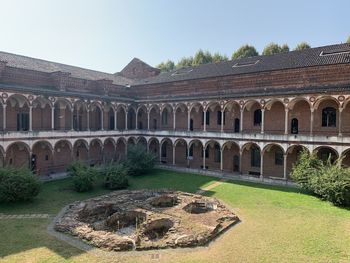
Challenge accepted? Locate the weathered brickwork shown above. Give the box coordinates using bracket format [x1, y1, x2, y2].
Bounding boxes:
[0, 44, 350, 180]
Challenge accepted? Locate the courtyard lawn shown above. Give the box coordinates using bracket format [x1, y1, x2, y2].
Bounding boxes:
[0, 169, 349, 263]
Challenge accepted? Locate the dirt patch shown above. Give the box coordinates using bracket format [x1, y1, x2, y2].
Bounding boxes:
[54, 190, 239, 251]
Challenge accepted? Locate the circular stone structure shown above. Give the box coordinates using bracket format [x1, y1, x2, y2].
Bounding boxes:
[54, 189, 239, 251]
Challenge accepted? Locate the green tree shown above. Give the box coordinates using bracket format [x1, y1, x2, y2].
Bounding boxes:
[192, 49, 213, 66]
[262, 42, 290, 55]
[347, 36, 350, 44]
[176, 56, 194, 69]
[232, 45, 259, 59]
[157, 60, 175, 72]
[294, 42, 311, 51]
[212, 52, 228, 63]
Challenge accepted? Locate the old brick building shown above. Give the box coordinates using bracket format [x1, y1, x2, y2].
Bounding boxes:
[1, 43, 350, 182]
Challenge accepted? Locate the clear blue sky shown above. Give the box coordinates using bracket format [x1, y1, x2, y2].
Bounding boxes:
[1, 0, 349, 73]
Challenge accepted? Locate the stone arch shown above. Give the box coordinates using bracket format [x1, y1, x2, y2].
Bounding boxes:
[54, 98, 72, 130]
[127, 106, 137, 130]
[148, 137, 160, 161]
[161, 103, 174, 130]
[73, 139, 89, 163]
[116, 104, 126, 130]
[6, 94, 31, 131]
[136, 104, 148, 130]
[149, 104, 161, 130]
[264, 99, 286, 134]
[73, 100, 88, 131]
[189, 102, 204, 131]
[89, 102, 102, 131]
[286, 145, 309, 179]
[262, 143, 285, 178]
[103, 103, 115, 130]
[32, 97, 53, 131]
[32, 140, 54, 176]
[174, 138, 187, 167]
[288, 97, 311, 135]
[103, 138, 116, 164]
[175, 103, 188, 131]
[341, 148, 350, 167]
[6, 142, 30, 169]
[222, 141, 240, 173]
[160, 138, 173, 164]
[243, 100, 262, 133]
[116, 137, 127, 161]
[127, 137, 137, 147]
[241, 142, 261, 176]
[54, 140, 73, 172]
[188, 139, 204, 169]
[314, 146, 338, 163]
[205, 101, 221, 132]
[136, 136, 147, 150]
[204, 139, 221, 170]
[89, 139, 103, 166]
[314, 97, 339, 136]
[223, 100, 241, 133]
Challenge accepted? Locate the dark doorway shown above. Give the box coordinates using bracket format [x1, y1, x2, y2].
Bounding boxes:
[233, 155, 239, 172]
[190, 119, 194, 131]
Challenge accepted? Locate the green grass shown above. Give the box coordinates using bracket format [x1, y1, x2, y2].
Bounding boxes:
[0, 169, 349, 263]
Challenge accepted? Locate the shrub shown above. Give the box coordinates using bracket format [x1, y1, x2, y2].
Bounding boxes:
[68, 162, 97, 192]
[0, 168, 41, 203]
[291, 151, 350, 206]
[104, 164, 129, 190]
[124, 145, 156, 176]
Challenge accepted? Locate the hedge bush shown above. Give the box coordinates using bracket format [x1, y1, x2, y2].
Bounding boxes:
[0, 168, 41, 202]
[291, 151, 350, 206]
[104, 164, 129, 190]
[68, 162, 97, 192]
[124, 145, 156, 176]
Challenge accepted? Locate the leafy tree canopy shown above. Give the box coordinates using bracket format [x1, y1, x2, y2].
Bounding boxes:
[212, 52, 228, 63]
[347, 36, 350, 44]
[232, 44, 259, 59]
[157, 60, 175, 72]
[294, 42, 311, 51]
[192, 49, 213, 66]
[262, 42, 290, 55]
[176, 56, 194, 69]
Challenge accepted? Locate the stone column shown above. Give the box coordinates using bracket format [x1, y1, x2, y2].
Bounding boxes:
[147, 111, 150, 130]
[172, 145, 176, 165]
[239, 149, 243, 174]
[159, 143, 162, 163]
[221, 110, 224, 132]
[240, 108, 244, 132]
[3, 104, 6, 131]
[173, 111, 176, 130]
[203, 147, 206, 169]
[187, 110, 191, 131]
[187, 145, 190, 167]
[135, 110, 138, 130]
[51, 106, 55, 130]
[125, 110, 128, 131]
[220, 148, 223, 171]
[86, 109, 90, 131]
[261, 109, 265, 134]
[71, 109, 74, 130]
[203, 110, 207, 132]
[284, 108, 289, 135]
[114, 109, 117, 130]
[283, 153, 288, 180]
[29, 105, 33, 132]
[310, 108, 314, 136]
[338, 108, 343, 136]
[159, 111, 162, 130]
[260, 152, 264, 180]
[100, 109, 104, 131]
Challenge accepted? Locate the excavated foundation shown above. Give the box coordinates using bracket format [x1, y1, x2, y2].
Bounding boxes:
[54, 190, 239, 251]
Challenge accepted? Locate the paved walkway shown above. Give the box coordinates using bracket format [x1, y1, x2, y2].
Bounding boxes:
[196, 178, 227, 194]
[0, 213, 51, 219]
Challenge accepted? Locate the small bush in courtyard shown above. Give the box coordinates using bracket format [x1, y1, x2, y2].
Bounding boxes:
[0, 167, 41, 202]
[124, 144, 156, 176]
[104, 164, 129, 190]
[291, 151, 350, 206]
[68, 162, 97, 192]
